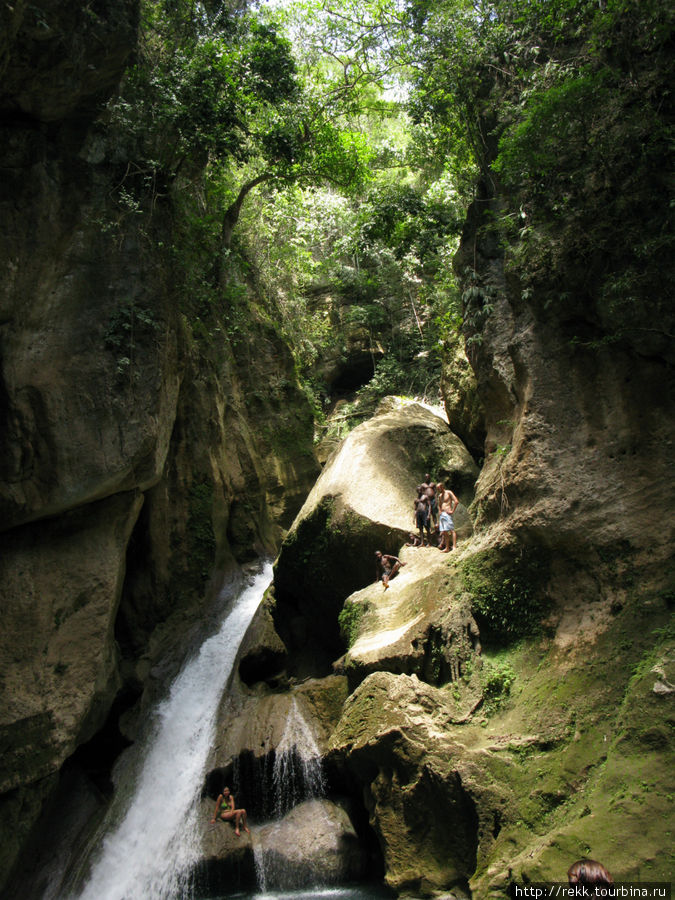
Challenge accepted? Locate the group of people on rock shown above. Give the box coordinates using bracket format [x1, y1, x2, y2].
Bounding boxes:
[373, 473, 461, 591]
[411, 473, 459, 552]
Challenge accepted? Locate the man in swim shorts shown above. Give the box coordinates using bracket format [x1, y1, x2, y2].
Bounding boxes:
[419, 474, 438, 530]
[437, 482, 459, 552]
[375, 551, 405, 590]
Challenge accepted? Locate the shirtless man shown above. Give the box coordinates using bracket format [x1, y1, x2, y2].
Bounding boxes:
[420, 474, 438, 530]
[436, 482, 459, 552]
[375, 551, 405, 590]
[413, 492, 432, 546]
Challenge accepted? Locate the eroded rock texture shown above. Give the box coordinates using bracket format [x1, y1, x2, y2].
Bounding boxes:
[455, 192, 675, 561]
[340, 548, 482, 700]
[0, 2, 318, 890]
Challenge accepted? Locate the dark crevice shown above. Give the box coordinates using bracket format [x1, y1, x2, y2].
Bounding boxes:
[69, 685, 140, 795]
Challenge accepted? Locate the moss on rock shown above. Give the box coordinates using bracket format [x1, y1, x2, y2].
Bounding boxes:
[460, 544, 552, 644]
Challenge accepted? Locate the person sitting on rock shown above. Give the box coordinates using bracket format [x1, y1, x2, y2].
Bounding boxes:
[437, 482, 459, 552]
[406, 532, 423, 547]
[375, 551, 405, 590]
[413, 493, 432, 546]
[210, 785, 250, 836]
[567, 859, 613, 896]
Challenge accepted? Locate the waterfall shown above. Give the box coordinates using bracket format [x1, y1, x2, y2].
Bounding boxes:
[253, 697, 327, 890]
[272, 696, 325, 818]
[71, 562, 273, 900]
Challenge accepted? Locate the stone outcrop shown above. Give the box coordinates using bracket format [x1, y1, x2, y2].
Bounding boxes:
[303, 284, 385, 395]
[454, 192, 675, 563]
[328, 596, 674, 896]
[0, 0, 139, 122]
[339, 547, 482, 701]
[254, 799, 367, 888]
[196, 797, 367, 893]
[273, 400, 479, 674]
[328, 672, 497, 898]
[441, 331, 486, 462]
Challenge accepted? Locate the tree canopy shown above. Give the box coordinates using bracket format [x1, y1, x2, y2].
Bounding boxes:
[107, 0, 674, 423]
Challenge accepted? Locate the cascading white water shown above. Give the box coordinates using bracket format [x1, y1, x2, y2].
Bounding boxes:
[73, 563, 273, 900]
[253, 696, 327, 890]
[272, 696, 325, 818]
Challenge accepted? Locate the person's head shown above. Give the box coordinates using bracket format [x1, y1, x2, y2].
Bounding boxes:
[222, 786, 231, 797]
[424, 473, 431, 483]
[375, 551, 382, 559]
[436, 482, 445, 491]
[567, 859, 613, 893]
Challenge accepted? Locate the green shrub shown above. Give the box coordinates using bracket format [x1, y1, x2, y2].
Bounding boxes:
[481, 658, 516, 713]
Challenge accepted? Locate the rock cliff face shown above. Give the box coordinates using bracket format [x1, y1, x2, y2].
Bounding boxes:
[454, 192, 675, 564]
[1, 3, 673, 898]
[264, 395, 672, 896]
[0, 2, 318, 891]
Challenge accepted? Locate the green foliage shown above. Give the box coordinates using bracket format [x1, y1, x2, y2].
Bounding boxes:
[481, 656, 517, 713]
[104, 300, 161, 379]
[109, 12, 301, 178]
[461, 546, 551, 642]
[358, 182, 463, 269]
[401, 0, 674, 347]
[338, 599, 367, 648]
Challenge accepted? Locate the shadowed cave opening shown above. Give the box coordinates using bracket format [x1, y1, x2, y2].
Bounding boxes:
[328, 353, 378, 394]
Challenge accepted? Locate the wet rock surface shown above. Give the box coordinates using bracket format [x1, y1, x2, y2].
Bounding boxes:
[339, 547, 482, 701]
[255, 798, 368, 888]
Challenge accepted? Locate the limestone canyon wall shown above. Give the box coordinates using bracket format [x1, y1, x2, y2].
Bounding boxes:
[0, 2, 318, 890]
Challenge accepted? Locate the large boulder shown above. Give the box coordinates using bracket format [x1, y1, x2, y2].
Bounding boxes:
[338, 546, 483, 700]
[195, 797, 367, 894]
[254, 799, 368, 889]
[273, 401, 479, 674]
[209, 677, 349, 777]
[328, 672, 503, 898]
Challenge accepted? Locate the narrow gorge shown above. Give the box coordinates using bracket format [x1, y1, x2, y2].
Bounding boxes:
[0, 1, 673, 898]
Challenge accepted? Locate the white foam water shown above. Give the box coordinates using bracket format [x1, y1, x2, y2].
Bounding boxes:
[272, 696, 325, 818]
[73, 563, 273, 900]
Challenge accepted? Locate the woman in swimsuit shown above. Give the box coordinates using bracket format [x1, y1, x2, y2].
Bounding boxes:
[210, 786, 250, 836]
